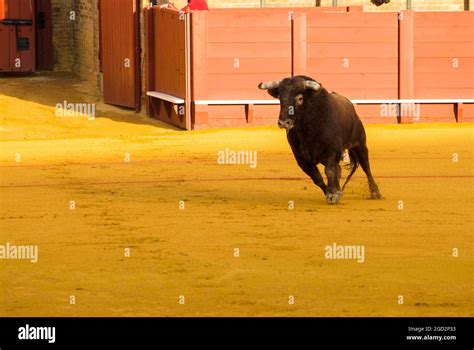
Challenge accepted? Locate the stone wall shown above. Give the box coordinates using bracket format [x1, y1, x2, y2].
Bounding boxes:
[51, 0, 74, 71]
[71, 0, 100, 88]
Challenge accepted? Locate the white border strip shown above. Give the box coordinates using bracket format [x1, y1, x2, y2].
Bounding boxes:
[196, 99, 474, 105]
[194, 100, 279, 105]
[194, 99, 474, 105]
[147, 92, 474, 106]
[351, 99, 474, 104]
[146, 91, 185, 104]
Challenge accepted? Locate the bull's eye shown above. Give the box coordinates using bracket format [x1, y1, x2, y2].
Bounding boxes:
[295, 94, 304, 106]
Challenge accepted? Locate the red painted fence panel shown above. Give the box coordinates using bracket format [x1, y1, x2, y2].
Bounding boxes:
[414, 12, 474, 99]
[306, 12, 399, 101]
[205, 11, 292, 99]
[192, 10, 292, 128]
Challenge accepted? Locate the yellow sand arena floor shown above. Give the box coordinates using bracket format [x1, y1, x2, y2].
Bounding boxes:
[0, 74, 473, 316]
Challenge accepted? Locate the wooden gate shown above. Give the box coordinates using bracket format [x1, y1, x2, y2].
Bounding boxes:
[99, 0, 141, 110]
[0, 0, 36, 72]
[145, 7, 189, 129]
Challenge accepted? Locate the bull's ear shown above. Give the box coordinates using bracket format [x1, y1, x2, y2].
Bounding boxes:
[267, 88, 279, 99]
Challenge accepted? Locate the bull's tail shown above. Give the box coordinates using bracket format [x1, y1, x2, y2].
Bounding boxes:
[342, 149, 359, 191]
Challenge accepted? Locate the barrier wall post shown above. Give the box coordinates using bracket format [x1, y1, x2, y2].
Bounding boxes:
[398, 10, 415, 123]
[245, 104, 254, 124]
[185, 11, 192, 130]
[190, 11, 209, 130]
[347, 6, 363, 12]
[145, 8, 155, 118]
[455, 103, 463, 122]
[292, 12, 307, 77]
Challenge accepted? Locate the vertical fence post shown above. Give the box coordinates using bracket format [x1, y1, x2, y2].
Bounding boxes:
[245, 104, 254, 124]
[145, 7, 155, 118]
[455, 103, 463, 122]
[347, 6, 363, 12]
[292, 12, 307, 77]
[190, 10, 209, 130]
[398, 10, 415, 123]
[185, 11, 192, 130]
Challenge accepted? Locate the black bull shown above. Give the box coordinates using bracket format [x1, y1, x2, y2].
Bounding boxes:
[258, 75, 382, 204]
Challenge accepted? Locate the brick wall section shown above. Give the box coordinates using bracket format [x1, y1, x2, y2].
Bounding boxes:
[51, 0, 74, 71]
[50, 0, 100, 83]
[72, 0, 100, 88]
[72, 0, 99, 85]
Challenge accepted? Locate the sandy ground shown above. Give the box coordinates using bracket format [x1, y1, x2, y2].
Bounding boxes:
[0, 73, 473, 317]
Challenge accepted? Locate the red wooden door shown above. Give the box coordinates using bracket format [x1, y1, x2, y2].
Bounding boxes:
[36, 0, 53, 70]
[0, 0, 36, 72]
[99, 0, 141, 110]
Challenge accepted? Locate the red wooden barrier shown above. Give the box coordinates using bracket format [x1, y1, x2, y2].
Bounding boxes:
[306, 12, 399, 99]
[209, 6, 362, 14]
[305, 11, 399, 124]
[398, 9, 414, 123]
[413, 11, 474, 122]
[414, 12, 474, 99]
[146, 7, 474, 129]
[191, 10, 292, 128]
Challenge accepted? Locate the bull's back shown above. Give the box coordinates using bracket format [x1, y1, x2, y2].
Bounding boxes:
[329, 92, 365, 147]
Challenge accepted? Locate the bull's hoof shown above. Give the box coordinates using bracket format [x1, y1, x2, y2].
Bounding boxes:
[326, 191, 342, 205]
[370, 191, 382, 200]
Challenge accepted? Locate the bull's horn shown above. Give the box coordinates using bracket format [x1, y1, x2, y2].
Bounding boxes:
[303, 80, 321, 90]
[258, 80, 281, 90]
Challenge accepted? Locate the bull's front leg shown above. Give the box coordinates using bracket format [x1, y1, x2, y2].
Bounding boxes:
[324, 156, 342, 204]
[288, 133, 327, 195]
[296, 158, 327, 195]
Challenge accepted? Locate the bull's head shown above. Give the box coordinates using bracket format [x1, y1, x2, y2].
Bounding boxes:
[258, 76, 321, 131]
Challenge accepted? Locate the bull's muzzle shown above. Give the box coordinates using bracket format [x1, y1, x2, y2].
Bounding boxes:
[278, 119, 294, 131]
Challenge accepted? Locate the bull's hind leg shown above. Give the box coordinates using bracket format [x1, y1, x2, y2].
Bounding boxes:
[354, 144, 382, 199]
